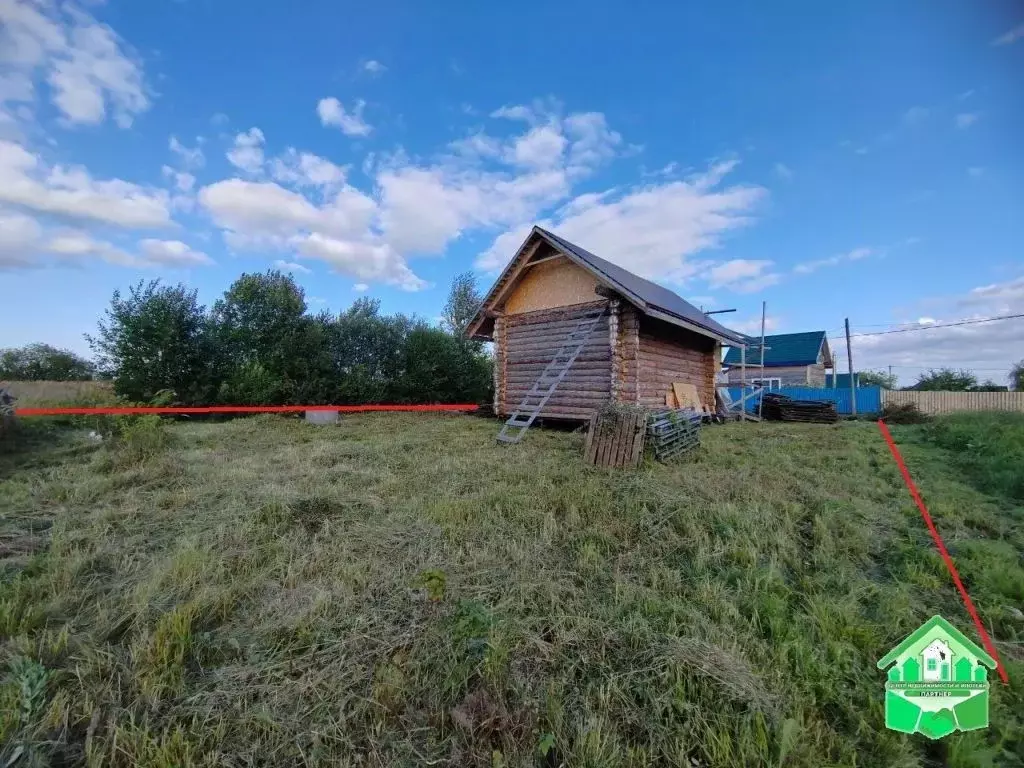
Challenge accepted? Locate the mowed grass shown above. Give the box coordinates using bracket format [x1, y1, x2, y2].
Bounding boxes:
[1, 413, 1022, 767]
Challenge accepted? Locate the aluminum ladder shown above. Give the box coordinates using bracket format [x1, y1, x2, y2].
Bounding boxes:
[496, 306, 607, 444]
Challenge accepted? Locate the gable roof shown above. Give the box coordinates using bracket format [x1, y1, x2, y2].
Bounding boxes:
[467, 226, 744, 344]
[723, 331, 828, 367]
[877, 615, 996, 670]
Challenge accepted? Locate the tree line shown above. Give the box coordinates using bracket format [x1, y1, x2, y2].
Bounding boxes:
[2, 270, 492, 406]
[859, 366, 1023, 392]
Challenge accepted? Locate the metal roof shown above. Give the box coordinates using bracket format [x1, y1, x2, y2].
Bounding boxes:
[534, 228, 745, 344]
[723, 331, 827, 367]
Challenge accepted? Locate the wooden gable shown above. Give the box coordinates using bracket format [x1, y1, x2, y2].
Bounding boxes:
[503, 256, 602, 315]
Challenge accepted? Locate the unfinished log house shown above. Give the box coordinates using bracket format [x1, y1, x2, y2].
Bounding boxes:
[466, 227, 745, 420]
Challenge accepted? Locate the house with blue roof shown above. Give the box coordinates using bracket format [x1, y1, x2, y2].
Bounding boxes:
[723, 331, 835, 388]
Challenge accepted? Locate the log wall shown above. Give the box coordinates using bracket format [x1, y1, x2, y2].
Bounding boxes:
[615, 304, 641, 404]
[499, 301, 611, 419]
[635, 315, 717, 409]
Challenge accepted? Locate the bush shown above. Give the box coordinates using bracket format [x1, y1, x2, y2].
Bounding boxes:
[85, 272, 495, 409]
[880, 402, 929, 424]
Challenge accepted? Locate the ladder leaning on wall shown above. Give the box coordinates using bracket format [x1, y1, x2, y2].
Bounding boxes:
[496, 306, 608, 445]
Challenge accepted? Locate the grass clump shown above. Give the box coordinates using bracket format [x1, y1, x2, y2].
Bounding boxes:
[880, 401, 930, 425]
[0, 413, 1021, 766]
[923, 411, 1024, 502]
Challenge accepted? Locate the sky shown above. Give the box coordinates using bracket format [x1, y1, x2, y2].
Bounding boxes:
[1, 0, 1023, 387]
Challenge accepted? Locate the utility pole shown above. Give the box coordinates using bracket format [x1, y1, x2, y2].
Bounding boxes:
[845, 318, 857, 416]
[740, 343, 746, 423]
[758, 300, 767, 419]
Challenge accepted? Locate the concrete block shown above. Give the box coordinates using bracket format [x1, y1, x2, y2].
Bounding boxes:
[305, 410, 340, 425]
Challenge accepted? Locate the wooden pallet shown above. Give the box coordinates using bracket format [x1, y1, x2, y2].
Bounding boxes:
[584, 409, 646, 468]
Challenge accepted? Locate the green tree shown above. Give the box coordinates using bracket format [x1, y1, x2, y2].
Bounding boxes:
[858, 369, 897, 389]
[327, 298, 419, 403]
[398, 327, 492, 403]
[910, 368, 977, 391]
[87, 280, 213, 403]
[212, 271, 311, 403]
[0, 343, 95, 381]
[441, 271, 483, 337]
[1010, 360, 1024, 391]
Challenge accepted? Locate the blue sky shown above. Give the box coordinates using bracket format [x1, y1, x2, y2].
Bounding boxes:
[2, 0, 1023, 385]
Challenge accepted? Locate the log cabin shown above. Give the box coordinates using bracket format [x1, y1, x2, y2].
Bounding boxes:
[466, 226, 745, 420]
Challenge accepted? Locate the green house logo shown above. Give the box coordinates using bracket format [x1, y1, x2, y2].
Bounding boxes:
[877, 615, 996, 739]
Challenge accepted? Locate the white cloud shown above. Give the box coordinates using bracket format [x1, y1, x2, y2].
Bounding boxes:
[477, 160, 766, 288]
[273, 259, 311, 274]
[774, 162, 794, 180]
[46, 230, 133, 265]
[563, 112, 621, 174]
[317, 97, 371, 137]
[992, 23, 1024, 46]
[490, 104, 535, 122]
[269, 148, 346, 188]
[292, 232, 426, 291]
[855, 277, 1024, 386]
[0, 139, 172, 228]
[509, 125, 567, 169]
[169, 136, 205, 168]
[0, 207, 42, 267]
[352, 283, 369, 292]
[707, 259, 779, 293]
[161, 165, 195, 192]
[955, 112, 979, 129]
[226, 127, 265, 173]
[362, 60, 386, 75]
[138, 238, 213, 266]
[793, 246, 873, 274]
[0, 0, 149, 127]
[198, 177, 424, 290]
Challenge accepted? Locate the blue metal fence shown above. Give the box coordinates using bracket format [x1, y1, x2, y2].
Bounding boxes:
[725, 386, 882, 415]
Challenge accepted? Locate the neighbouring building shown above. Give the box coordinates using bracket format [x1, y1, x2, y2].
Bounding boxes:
[466, 226, 745, 420]
[723, 331, 834, 388]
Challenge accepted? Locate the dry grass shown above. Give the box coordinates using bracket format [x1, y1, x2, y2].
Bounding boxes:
[0, 380, 115, 408]
[1, 414, 1022, 767]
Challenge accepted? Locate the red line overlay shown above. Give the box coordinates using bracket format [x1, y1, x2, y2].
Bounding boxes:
[15, 404, 479, 416]
[877, 420, 1009, 684]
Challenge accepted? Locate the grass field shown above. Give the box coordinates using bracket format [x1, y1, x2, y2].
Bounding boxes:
[1, 412, 1022, 767]
[0, 380, 115, 408]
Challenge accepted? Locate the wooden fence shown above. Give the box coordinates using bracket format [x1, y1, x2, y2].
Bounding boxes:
[882, 390, 1024, 415]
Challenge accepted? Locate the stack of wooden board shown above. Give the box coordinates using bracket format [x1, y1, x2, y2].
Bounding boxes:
[583, 408, 647, 468]
[761, 393, 839, 423]
[665, 382, 716, 420]
[646, 408, 702, 460]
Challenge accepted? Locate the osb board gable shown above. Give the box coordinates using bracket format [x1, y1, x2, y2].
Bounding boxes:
[502, 256, 602, 315]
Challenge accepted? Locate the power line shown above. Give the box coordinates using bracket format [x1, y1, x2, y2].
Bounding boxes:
[848, 313, 1024, 338]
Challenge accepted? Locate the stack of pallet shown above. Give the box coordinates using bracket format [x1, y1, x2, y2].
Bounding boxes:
[761, 393, 839, 423]
[646, 408, 702, 460]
